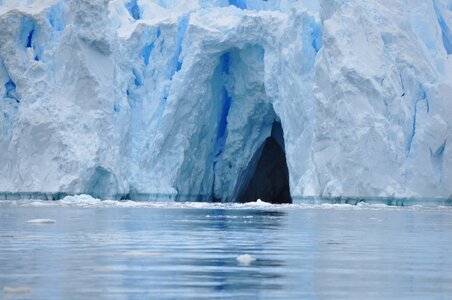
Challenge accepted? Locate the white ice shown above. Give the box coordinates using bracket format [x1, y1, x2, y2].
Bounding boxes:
[0, 0, 451, 201]
[236, 254, 256, 266]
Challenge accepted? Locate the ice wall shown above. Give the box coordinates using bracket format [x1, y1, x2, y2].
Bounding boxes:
[0, 0, 451, 201]
[311, 0, 452, 199]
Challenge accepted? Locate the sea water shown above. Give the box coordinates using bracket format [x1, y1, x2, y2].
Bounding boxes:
[1, 199, 452, 299]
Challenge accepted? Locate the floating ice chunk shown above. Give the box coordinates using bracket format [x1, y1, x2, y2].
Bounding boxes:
[60, 194, 101, 206]
[26, 219, 56, 224]
[3, 286, 31, 294]
[254, 199, 272, 206]
[28, 201, 52, 207]
[61, 194, 100, 202]
[236, 254, 256, 266]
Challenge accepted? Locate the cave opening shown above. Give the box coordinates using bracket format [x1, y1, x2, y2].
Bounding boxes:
[175, 44, 292, 203]
[237, 121, 292, 204]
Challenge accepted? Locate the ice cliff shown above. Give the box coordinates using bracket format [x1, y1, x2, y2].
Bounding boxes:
[0, 0, 451, 202]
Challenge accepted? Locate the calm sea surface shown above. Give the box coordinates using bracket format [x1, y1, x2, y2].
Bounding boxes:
[1, 199, 452, 299]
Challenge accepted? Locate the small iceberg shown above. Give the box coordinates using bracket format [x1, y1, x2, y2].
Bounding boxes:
[247, 199, 273, 208]
[60, 194, 101, 206]
[26, 219, 56, 224]
[256, 199, 269, 204]
[236, 254, 256, 266]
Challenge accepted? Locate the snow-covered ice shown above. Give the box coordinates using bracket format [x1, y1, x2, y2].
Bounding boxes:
[0, 0, 451, 202]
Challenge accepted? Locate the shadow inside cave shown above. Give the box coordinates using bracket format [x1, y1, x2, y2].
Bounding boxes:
[237, 122, 292, 204]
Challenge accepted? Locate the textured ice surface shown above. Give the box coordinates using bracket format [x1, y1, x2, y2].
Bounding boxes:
[0, 0, 451, 201]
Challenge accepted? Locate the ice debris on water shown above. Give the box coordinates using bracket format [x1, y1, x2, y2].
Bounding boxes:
[236, 254, 256, 266]
[59, 194, 103, 207]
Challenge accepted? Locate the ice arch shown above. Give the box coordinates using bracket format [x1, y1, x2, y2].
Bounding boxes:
[171, 44, 291, 203]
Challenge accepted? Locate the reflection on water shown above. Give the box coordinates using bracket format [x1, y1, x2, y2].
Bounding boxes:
[1, 204, 452, 299]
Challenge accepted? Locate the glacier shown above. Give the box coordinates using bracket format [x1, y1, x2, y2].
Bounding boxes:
[0, 0, 451, 202]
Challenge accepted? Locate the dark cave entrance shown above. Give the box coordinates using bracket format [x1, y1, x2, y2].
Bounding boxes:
[237, 122, 292, 204]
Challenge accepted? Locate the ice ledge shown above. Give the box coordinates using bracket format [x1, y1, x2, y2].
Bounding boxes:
[1, 192, 451, 207]
[292, 196, 452, 207]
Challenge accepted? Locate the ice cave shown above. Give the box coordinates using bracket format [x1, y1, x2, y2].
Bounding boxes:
[173, 45, 291, 203]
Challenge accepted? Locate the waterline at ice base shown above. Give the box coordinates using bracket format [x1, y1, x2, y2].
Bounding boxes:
[0, 0, 451, 204]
